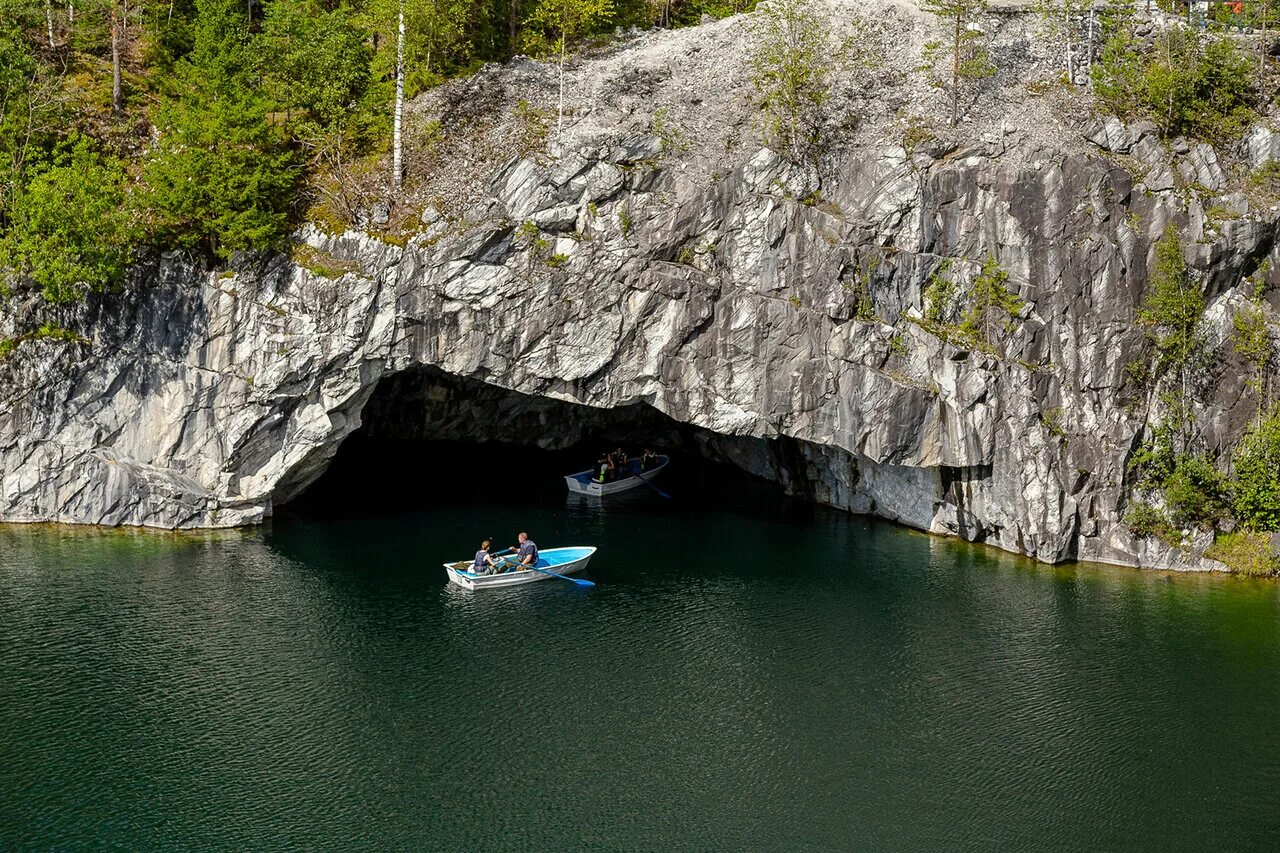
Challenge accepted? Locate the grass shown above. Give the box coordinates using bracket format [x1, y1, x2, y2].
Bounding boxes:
[290, 244, 362, 279]
[0, 324, 91, 361]
[1206, 530, 1280, 577]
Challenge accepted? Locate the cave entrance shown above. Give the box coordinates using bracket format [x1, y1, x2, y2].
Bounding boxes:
[280, 366, 795, 519]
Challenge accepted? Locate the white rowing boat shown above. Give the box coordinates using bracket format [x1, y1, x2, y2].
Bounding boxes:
[564, 455, 669, 496]
[444, 546, 598, 590]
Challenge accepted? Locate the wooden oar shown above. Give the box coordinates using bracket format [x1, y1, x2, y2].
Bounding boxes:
[499, 558, 595, 587]
[630, 470, 671, 500]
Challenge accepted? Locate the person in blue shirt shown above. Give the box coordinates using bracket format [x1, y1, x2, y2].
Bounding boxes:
[511, 532, 538, 570]
[472, 540, 499, 575]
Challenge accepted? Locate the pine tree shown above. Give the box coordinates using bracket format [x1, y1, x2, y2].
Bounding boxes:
[142, 0, 299, 257]
[922, 0, 994, 127]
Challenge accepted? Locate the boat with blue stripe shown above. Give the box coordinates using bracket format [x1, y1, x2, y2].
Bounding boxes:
[564, 455, 670, 496]
[444, 546, 598, 590]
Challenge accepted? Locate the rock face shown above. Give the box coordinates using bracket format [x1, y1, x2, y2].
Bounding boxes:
[3, 121, 1279, 571]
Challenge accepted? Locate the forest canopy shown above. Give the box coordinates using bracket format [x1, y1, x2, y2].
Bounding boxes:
[0, 0, 756, 302]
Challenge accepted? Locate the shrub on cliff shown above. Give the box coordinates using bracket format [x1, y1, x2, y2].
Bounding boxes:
[0, 140, 138, 304]
[1093, 26, 1255, 141]
[1232, 405, 1280, 531]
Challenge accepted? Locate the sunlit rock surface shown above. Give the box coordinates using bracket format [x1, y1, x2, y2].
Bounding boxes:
[3, 121, 1279, 571]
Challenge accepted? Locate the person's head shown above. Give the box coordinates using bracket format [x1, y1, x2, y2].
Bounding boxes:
[480, 539, 491, 551]
[518, 532, 528, 543]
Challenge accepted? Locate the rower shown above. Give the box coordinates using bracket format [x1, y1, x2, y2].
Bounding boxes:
[511, 531, 539, 570]
[640, 448, 658, 470]
[472, 540, 499, 575]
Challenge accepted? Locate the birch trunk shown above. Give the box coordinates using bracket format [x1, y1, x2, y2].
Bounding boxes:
[69, 0, 74, 22]
[951, 12, 961, 127]
[111, 4, 123, 114]
[557, 33, 566, 131]
[46, 0, 56, 47]
[1263, 2, 1269, 77]
[392, 0, 405, 193]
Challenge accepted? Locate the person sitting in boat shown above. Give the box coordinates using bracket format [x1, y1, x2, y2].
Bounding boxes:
[471, 540, 500, 575]
[597, 453, 612, 483]
[511, 532, 539, 570]
[614, 447, 628, 468]
[640, 448, 658, 471]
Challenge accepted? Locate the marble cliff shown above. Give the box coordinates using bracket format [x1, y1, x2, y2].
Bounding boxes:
[3, 4, 1279, 571]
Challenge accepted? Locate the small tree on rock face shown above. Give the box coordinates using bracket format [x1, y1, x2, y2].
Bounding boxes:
[922, 0, 995, 127]
[1232, 404, 1280, 531]
[748, 0, 832, 163]
[960, 254, 1023, 346]
[1232, 293, 1274, 419]
[523, 0, 612, 132]
[1137, 224, 1205, 453]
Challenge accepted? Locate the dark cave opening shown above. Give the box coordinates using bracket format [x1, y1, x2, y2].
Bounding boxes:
[280, 366, 798, 519]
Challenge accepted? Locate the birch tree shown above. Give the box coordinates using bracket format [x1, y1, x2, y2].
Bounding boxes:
[393, 0, 403, 191]
[1033, 0, 1089, 85]
[110, 0, 122, 113]
[524, 0, 613, 131]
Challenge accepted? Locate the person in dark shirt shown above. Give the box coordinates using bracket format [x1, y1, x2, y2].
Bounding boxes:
[512, 532, 538, 570]
[471, 540, 499, 575]
[640, 448, 659, 471]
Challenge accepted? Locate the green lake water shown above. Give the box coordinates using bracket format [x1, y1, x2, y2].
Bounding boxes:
[3, 446, 1280, 850]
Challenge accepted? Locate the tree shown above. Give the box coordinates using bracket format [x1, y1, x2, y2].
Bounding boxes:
[959, 254, 1023, 345]
[393, 0, 404, 190]
[922, 0, 994, 127]
[1232, 404, 1280, 530]
[1137, 225, 1205, 452]
[748, 0, 833, 163]
[1093, 25, 1255, 140]
[0, 140, 137, 303]
[523, 0, 612, 131]
[404, 0, 472, 88]
[259, 0, 373, 136]
[142, 0, 299, 257]
[1033, 0, 1089, 85]
[1232, 294, 1274, 419]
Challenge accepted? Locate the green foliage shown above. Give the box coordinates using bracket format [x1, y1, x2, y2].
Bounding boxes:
[1232, 405, 1280, 530]
[924, 260, 957, 323]
[143, 0, 300, 258]
[1206, 531, 1280, 577]
[1161, 454, 1229, 530]
[922, 0, 995, 126]
[0, 139, 137, 303]
[748, 0, 835, 163]
[1138, 225, 1205, 378]
[259, 0, 374, 134]
[522, 0, 613, 57]
[748, 0, 826, 159]
[1093, 26, 1256, 141]
[959, 254, 1023, 344]
[849, 272, 876, 321]
[0, 323, 89, 360]
[1125, 501, 1181, 545]
[1231, 295, 1273, 402]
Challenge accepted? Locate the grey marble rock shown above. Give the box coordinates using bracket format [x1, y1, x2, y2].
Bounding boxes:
[5, 122, 1279, 573]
